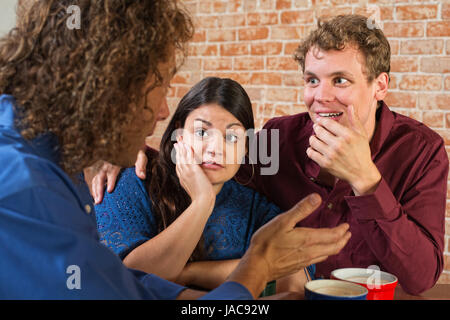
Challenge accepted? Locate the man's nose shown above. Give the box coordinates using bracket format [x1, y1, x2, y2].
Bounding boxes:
[158, 98, 170, 121]
[315, 81, 334, 103]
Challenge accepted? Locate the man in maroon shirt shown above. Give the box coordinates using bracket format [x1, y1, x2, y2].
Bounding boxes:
[237, 15, 448, 295]
[88, 15, 448, 295]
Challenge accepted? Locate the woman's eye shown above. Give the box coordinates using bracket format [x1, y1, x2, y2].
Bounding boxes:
[226, 134, 238, 143]
[194, 129, 208, 138]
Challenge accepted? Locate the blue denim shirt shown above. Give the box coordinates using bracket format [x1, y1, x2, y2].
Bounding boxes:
[0, 94, 252, 299]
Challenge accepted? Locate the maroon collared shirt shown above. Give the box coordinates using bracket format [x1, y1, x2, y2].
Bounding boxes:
[237, 102, 448, 295]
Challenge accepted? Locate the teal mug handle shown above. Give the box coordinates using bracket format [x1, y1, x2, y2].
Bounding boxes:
[259, 280, 276, 297]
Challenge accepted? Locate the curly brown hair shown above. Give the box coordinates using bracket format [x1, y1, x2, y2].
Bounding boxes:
[0, 0, 193, 175]
[294, 14, 390, 82]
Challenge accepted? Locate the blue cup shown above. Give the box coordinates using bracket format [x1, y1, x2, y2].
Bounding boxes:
[305, 279, 368, 300]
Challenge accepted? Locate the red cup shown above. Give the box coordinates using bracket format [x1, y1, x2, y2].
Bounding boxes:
[331, 268, 398, 300]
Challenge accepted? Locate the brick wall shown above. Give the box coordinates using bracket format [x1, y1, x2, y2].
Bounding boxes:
[147, 0, 450, 284]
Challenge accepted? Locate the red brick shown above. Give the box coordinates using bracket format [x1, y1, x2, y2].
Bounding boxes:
[282, 72, 305, 87]
[427, 22, 450, 37]
[389, 40, 399, 55]
[281, 10, 315, 24]
[400, 40, 444, 55]
[220, 43, 249, 56]
[271, 25, 314, 40]
[247, 12, 279, 26]
[384, 91, 417, 109]
[203, 58, 232, 71]
[276, 0, 292, 10]
[399, 75, 442, 91]
[267, 56, 300, 71]
[284, 42, 300, 56]
[393, 109, 422, 122]
[251, 42, 283, 56]
[203, 72, 252, 85]
[388, 74, 398, 90]
[234, 57, 264, 71]
[390, 56, 419, 73]
[188, 44, 218, 57]
[383, 22, 425, 38]
[207, 29, 236, 42]
[195, 16, 218, 29]
[418, 94, 450, 111]
[198, 1, 212, 14]
[250, 72, 283, 86]
[396, 5, 438, 20]
[423, 111, 444, 128]
[238, 27, 269, 41]
[227, 0, 244, 12]
[213, 1, 227, 13]
[443, 3, 450, 20]
[218, 14, 246, 28]
[445, 76, 450, 91]
[192, 30, 206, 42]
[421, 57, 450, 73]
[171, 72, 201, 85]
[258, 0, 275, 10]
[315, 6, 353, 20]
[353, 5, 394, 21]
[266, 87, 299, 102]
[446, 114, 450, 128]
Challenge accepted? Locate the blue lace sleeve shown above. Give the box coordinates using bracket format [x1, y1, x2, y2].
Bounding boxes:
[94, 167, 157, 259]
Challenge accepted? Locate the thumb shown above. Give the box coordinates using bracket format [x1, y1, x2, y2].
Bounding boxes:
[348, 105, 365, 134]
[280, 193, 322, 228]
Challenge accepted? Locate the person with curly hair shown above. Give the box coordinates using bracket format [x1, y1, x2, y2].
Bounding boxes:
[0, 1, 350, 299]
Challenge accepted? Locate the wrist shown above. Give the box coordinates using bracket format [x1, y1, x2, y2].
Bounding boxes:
[227, 250, 270, 299]
[191, 194, 215, 212]
[351, 164, 381, 196]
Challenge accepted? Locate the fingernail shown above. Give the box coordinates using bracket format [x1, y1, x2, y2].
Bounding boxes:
[308, 193, 320, 205]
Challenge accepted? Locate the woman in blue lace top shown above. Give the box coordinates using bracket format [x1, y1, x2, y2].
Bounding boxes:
[95, 77, 314, 292]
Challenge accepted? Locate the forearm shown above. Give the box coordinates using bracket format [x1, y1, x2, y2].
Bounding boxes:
[123, 199, 214, 281]
[346, 178, 445, 294]
[179, 259, 240, 290]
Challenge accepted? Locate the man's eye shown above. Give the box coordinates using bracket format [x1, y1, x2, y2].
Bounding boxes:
[306, 78, 319, 85]
[335, 77, 348, 85]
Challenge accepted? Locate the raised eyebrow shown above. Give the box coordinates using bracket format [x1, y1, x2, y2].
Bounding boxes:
[194, 119, 212, 127]
[226, 123, 244, 129]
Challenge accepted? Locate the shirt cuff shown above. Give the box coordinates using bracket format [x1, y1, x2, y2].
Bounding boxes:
[199, 281, 253, 300]
[344, 177, 399, 221]
[131, 269, 187, 300]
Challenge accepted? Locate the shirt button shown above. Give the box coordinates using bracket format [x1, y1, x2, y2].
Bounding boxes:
[310, 177, 315, 182]
[84, 204, 92, 214]
[327, 203, 333, 210]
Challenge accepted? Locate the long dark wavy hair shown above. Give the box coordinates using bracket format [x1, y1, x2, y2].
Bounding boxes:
[146, 77, 255, 261]
[0, 0, 193, 174]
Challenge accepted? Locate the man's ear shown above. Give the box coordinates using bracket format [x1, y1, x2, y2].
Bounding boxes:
[374, 72, 389, 101]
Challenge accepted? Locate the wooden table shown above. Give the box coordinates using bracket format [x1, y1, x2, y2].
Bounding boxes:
[394, 284, 450, 300]
[260, 284, 450, 300]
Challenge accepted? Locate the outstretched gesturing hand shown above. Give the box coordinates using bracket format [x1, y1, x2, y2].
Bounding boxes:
[228, 193, 351, 298]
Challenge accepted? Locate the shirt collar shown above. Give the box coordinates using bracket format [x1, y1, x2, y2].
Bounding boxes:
[0, 94, 16, 129]
[305, 100, 394, 180]
[0, 94, 61, 165]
